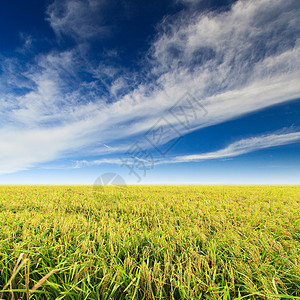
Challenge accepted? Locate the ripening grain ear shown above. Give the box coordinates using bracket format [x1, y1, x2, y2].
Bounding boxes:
[30, 268, 60, 295]
[0, 252, 60, 299]
[0, 253, 26, 300]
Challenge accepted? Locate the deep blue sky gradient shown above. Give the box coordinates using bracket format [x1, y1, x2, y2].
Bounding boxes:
[0, 0, 299, 184]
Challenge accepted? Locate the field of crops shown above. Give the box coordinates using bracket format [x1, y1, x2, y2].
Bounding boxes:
[0, 185, 299, 299]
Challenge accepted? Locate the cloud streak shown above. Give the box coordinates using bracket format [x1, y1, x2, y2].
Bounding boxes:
[174, 131, 300, 162]
[74, 130, 300, 167]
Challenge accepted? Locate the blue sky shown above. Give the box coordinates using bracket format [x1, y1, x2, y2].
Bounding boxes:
[0, 0, 300, 184]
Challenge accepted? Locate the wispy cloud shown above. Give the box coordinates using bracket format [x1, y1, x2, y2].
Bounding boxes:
[1, 0, 300, 174]
[74, 130, 300, 168]
[46, 0, 110, 42]
[174, 130, 300, 162]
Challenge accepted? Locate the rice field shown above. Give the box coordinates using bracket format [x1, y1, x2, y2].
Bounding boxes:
[0, 185, 299, 299]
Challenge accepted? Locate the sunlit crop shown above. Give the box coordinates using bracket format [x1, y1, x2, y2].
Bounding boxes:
[0, 185, 299, 299]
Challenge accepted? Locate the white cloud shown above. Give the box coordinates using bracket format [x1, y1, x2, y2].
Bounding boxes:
[46, 0, 109, 41]
[1, 0, 300, 175]
[73, 130, 300, 167]
[174, 131, 300, 162]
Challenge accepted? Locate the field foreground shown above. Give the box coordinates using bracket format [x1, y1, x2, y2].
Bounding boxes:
[0, 185, 299, 299]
